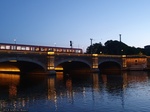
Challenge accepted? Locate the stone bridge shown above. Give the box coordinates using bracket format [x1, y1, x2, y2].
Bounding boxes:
[0, 50, 148, 74]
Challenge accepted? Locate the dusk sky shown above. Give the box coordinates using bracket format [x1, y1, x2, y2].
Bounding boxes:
[0, 0, 150, 51]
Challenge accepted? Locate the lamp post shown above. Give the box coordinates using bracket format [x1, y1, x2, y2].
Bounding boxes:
[90, 38, 93, 54]
[54, 43, 56, 47]
[14, 39, 16, 44]
[14, 39, 16, 50]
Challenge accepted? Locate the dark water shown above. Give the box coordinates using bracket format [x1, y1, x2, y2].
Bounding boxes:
[0, 71, 150, 112]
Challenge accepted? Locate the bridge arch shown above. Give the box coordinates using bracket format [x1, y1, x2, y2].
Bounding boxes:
[55, 58, 91, 68]
[55, 58, 91, 72]
[0, 57, 46, 71]
[98, 59, 122, 72]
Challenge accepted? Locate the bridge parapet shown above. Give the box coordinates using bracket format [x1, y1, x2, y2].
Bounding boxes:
[99, 54, 120, 57]
[0, 50, 149, 75]
[0, 50, 48, 71]
[55, 53, 92, 57]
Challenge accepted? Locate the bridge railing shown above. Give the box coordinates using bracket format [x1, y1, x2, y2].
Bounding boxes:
[55, 53, 91, 56]
[55, 53, 147, 58]
[55, 53, 123, 57]
[0, 50, 147, 58]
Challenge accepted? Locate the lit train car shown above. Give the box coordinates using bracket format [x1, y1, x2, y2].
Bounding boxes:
[0, 43, 83, 54]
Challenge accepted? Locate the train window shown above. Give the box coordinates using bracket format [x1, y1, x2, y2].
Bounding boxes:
[26, 47, 30, 50]
[30, 47, 35, 51]
[21, 47, 26, 50]
[6, 45, 10, 49]
[67, 49, 69, 52]
[0, 45, 5, 49]
[42, 48, 47, 51]
[41, 48, 44, 51]
[76, 50, 81, 53]
[17, 46, 21, 50]
[53, 48, 56, 52]
[35, 47, 39, 51]
[11, 46, 16, 50]
[11, 46, 14, 50]
[56, 49, 61, 52]
[63, 49, 66, 52]
[44, 48, 47, 51]
[59, 49, 62, 52]
[48, 48, 53, 51]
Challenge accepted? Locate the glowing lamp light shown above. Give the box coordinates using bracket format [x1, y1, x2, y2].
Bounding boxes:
[55, 67, 63, 70]
[0, 68, 20, 72]
[68, 60, 72, 62]
[48, 52, 54, 55]
[92, 54, 98, 56]
[122, 55, 126, 57]
[9, 60, 17, 62]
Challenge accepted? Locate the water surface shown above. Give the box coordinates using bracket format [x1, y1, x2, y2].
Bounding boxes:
[0, 71, 150, 112]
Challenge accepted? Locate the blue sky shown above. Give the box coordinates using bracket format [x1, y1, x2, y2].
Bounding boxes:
[0, 0, 150, 51]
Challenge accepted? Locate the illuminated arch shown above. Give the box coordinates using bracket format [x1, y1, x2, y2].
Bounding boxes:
[55, 58, 91, 68]
[99, 59, 122, 67]
[98, 59, 122, 71]
[0, 57, 46, 71]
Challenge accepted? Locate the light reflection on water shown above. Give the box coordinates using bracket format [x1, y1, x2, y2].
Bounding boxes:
[0, 71, 150, 112]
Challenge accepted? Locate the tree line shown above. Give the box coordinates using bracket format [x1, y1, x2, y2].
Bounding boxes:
[86, 40, 150, 56]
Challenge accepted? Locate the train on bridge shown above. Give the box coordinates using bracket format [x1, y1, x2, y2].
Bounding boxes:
[0, 43, 83, 54]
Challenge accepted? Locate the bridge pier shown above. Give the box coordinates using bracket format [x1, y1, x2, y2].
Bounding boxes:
[92, 54, 99, 73]
[47, 52, 56, 75]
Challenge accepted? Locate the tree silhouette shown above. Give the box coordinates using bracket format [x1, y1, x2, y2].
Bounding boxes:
[86, 40, 146, 55]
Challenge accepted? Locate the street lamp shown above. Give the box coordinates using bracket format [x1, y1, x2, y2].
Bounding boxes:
[14, 39, 16, 44]
[90, 38, 93, 54]
[54, 43, 56, 47]
[14, 39, 16, 50]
